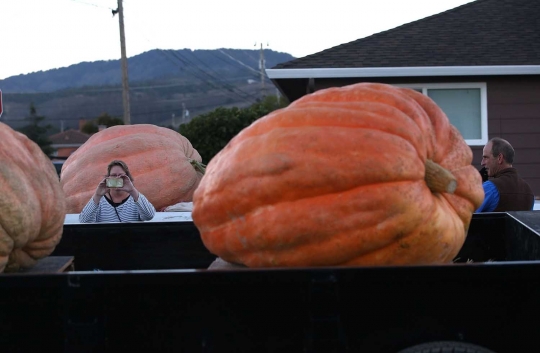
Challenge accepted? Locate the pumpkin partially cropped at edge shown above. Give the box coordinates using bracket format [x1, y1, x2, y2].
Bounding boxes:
[61, 124, 204, 213]
[192, 83, 485, 267]
[0, 122, 66, 273]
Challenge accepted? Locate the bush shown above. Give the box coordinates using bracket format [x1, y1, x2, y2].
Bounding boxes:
[81, 113, 124, 134]
[179, 95, 288, 163]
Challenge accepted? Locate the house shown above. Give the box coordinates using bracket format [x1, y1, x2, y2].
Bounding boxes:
[49, 129, 90, 158]
[266, 0, 540, 195]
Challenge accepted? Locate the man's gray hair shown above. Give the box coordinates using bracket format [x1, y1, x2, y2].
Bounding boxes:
[490, 137, 514, 164]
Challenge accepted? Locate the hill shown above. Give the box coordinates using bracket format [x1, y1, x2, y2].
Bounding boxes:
[0, 48, 294, 132]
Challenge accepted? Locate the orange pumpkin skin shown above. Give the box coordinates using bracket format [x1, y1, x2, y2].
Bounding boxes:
[192, 83, 484, 268]
[61, 124, 203, 213]
[0, 122, 66, 273]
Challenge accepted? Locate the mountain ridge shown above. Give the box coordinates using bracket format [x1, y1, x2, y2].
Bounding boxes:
[0, 48, 293, 93]
[0, 48, 294, 132]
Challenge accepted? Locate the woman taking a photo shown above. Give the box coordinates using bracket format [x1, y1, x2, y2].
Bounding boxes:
[79, 160, 156, 223]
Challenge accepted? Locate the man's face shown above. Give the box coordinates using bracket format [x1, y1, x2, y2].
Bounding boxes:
[481, 142, 501, 177]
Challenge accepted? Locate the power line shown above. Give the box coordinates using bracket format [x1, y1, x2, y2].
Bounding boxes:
[185, 50, 268, 101]
[72, 3, 268, 105]
[149, 48, 256, 103]
[7, 3, 273, 123]
[208, 50, 272, 84]
[122, 13, 261, 105]
[131, 46, 258, 105]
[163, 49, 260, 104]
[69, 0, 115, 10]
[7, 98, 252, 125]
[2, 76, 263, 122]
[218, 49, 261, 75]
[6, 81, 263, 119]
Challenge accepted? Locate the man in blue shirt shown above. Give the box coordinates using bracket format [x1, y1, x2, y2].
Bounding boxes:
[476, 138, 534, 212]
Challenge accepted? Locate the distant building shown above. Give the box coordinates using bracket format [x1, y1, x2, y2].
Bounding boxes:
[49, 129, 90, 157]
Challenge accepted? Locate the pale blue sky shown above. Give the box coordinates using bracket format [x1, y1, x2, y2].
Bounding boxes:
[0, 0, 475, 80]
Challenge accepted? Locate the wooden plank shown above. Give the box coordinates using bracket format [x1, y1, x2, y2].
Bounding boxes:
[11, 256, 74, 274]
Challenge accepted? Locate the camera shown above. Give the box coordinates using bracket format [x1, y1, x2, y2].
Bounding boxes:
[106, 177, 124, 188]
[479, 167, 488, 183]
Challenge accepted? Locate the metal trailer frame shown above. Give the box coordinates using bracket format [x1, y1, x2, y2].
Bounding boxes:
[2, 212, 540, 353]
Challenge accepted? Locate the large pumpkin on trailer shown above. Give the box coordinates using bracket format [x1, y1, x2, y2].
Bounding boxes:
[192, 83, 484, 267]
[61, 124, 203, 213]
[0, 122, 66, 273]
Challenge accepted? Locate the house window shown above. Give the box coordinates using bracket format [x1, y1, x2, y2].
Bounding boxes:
[394, 83, 488, 146]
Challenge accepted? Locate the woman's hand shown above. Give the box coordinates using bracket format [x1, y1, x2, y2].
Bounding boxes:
[93, 178, 110, 204]
[96, 178, 110, 196]
[116, 174, 133, 193]
[118, 174, 139, 201]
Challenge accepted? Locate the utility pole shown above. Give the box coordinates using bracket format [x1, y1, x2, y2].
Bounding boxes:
[115, 0, 131, 124]
[259, 43, 266, 95]
[182, 103, 186, 125]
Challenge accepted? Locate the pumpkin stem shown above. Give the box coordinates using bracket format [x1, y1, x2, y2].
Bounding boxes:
[189, 159, 206, 174]
[424, 159, 457, 194]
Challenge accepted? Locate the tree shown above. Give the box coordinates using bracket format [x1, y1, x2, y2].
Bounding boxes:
[179, 95, 289, 163]
[81, 113, 124, 134]
[81, 121, 99, 135]
[17, 103, 55, 156]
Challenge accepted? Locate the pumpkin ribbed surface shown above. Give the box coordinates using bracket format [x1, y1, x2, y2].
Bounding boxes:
[192, 83, 484, 267]
[0, 122, 66, 273]
[61, 124, 203, 213]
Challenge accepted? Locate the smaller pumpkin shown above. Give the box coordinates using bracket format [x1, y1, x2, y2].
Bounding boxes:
[61, 124, 204, 213]
[0, 122, 66, 273]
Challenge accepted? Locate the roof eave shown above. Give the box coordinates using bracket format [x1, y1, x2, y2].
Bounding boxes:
[51, 143, 85, 148]
[266, 65, 540, 79]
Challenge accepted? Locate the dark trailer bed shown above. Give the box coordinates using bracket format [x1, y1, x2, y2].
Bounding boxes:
[2, 212, 540, 353]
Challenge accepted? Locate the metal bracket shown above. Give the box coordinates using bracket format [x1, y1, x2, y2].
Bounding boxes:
[307, 78, 316, 94]
[304, 272, 348, 352]
[63, 275, 107, 352]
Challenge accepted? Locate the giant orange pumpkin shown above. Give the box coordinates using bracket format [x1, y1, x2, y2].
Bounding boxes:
[192, 83, 485, 267]
[61, 124, 203, 213]
[0, 122, 66, 273]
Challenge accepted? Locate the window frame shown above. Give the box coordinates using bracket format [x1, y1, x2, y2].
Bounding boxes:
[392, 82, 488, 146]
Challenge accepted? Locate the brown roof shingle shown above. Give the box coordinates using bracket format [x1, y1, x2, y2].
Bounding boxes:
[49, 129, 90, 145]
[273, 0, 540, 69]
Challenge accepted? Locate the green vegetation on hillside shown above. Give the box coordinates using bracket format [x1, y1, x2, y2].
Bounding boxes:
[179, 95, 289, 163]
[17, 104, 55, 156]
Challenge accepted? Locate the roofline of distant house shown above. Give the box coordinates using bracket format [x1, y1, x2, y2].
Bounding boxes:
[51, 143, 84, 148]
[266, 65, 540, 79]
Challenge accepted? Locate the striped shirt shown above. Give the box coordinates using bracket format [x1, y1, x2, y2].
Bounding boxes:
[79, 193, 156, 223]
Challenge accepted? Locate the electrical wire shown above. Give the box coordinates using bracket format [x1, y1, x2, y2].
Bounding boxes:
[122, 10, 261, 105]
[159, 49, 260, 104]
[210, 49, 273, 83]
[8, 2, 275, 124]
[4, 76, 264, 122]
[67, 2, 258, 104]
[69, 0, 116, 10]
